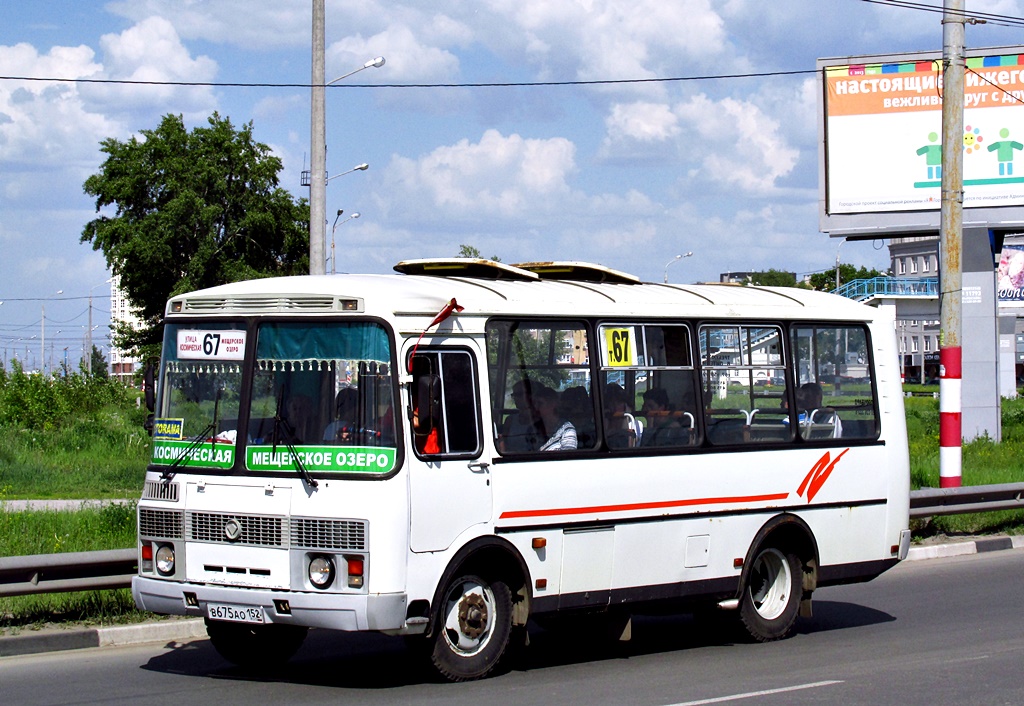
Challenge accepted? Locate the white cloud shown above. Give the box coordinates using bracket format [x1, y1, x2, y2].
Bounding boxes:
[380, 129, 577, 218]
[604, 102, 680, 143]
[0, 43, 116, 169]
[78, 17, 218, 120]
[675, 94, 798, 192]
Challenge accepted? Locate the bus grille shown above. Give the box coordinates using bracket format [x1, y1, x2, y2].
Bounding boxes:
[183, 296, 337, 313]
[142, 480, 179, 502]
[139, 508, 184, 539]
[290, 518, 367, 551]
[187, 512, 285, 547]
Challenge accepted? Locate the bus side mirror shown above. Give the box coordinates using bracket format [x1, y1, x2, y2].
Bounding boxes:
[143, 362, 155, 436]
[144, 362, 155, 412]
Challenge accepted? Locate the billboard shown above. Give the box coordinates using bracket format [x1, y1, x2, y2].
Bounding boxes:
[818, 47, 1024, 236]
[997, 243, 1024, 302]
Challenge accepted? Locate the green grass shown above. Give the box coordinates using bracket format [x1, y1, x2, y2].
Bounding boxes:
[0, 501, 143, 630]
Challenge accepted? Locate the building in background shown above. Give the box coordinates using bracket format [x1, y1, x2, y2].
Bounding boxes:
[109, 275, 142, 383]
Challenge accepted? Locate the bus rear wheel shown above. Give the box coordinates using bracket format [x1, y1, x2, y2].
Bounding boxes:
[430, 573, 513, 682]
[205, 619, 308, 669]
[738, 546, 801, 642]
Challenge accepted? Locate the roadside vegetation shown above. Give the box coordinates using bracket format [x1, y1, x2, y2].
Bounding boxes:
[0, 367, 1021, 629]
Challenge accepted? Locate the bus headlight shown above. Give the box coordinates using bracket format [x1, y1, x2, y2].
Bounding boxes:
[308, 556, 335, 589]
[155, 545, 175, 576]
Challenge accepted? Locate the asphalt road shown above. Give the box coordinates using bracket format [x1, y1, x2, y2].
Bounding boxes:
[1, 550, 1022, 706]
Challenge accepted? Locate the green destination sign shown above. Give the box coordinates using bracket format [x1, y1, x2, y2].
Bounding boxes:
[152, 439, 235, 469]
[247, 445, 396, 474]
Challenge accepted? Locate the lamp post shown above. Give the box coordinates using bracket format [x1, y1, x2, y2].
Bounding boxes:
[663, 252, 693, 284]
[310, 1, 384, 275]
[41, 290, 63, 376]
[330, 211, 360, 275]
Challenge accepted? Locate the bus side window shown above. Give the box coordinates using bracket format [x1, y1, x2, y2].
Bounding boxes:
[410, 350, 482, 458]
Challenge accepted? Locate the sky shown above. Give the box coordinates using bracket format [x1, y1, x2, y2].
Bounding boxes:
[3, 0, 1024, 370]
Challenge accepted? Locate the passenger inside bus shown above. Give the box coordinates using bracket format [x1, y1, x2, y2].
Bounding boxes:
[604, 383, 641, 448]
[560, 386, 595, 447]
[323, 387, 358, 443]
[801, 382, 843, 438]
[498, 379, 542, 452]
[534, 385, 577, 451]
[641, 388, 689, 447]
[280, 393, 315, 444]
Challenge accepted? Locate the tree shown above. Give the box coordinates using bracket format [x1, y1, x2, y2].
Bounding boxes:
[457, 244, 501, 261]
[807, 264, 887, 292]
[746, 269, 802, 287]
[81, 113, 310, 359]
[90, 345, 108, 379]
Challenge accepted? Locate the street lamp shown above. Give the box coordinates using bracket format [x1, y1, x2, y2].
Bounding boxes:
[327, 162, 369, 184]
[330, 211, 360, 275]
[310, 1, 384, 276]
[664, 252, 693, 284]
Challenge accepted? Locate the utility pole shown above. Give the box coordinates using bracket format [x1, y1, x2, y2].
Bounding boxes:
[939, 0, 965, 487]
[310, 0, 326, 275]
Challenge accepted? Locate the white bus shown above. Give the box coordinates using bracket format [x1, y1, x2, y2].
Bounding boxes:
[132, 259, 911, 681]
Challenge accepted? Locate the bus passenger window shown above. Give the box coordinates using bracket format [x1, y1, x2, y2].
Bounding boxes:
[790, 325, 877, 440]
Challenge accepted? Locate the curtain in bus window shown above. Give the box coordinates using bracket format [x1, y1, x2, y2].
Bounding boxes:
[256, 322, 389, 362]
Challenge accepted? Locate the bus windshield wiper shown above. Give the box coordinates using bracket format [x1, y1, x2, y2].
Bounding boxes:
[161, 389, 221, 482]
[272, 389, 318, 489]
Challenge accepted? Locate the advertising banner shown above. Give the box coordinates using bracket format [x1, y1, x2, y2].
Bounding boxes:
[824, 51, 1024, 215]
[997, 243, 1024, 301]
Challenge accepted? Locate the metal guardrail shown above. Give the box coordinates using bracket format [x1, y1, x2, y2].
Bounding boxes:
[910, 482, 1024, 518]
[1, 485, 1021, 598]
[0, 548, 135, 598]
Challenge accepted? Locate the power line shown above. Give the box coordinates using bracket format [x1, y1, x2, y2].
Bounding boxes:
[0, 68, 815, 90]
[859, 0, 1024, 27]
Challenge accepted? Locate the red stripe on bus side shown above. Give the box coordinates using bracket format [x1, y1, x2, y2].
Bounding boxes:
[498, 493, 791, 520]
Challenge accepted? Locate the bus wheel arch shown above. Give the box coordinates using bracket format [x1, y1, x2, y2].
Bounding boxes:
[426, 538, 530, 681]
[738, 514, 819, 642]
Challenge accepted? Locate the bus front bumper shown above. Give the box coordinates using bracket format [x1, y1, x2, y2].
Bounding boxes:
[132, 576, 407, 632]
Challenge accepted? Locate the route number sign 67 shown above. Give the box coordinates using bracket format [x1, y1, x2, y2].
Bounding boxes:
[603, 327, 637, 367]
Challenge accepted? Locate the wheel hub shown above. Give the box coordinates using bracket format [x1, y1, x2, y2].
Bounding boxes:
[458, 592, 488, 639]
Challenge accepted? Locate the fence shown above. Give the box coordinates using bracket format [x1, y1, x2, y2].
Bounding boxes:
[1, 484, 1022, 598]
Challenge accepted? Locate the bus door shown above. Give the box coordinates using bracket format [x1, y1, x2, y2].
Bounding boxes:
[406, 344, 492, 552]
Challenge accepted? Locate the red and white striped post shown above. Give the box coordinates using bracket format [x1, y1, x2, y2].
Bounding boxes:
[938, 0, 964, 488]
[939, 347, 962, 487]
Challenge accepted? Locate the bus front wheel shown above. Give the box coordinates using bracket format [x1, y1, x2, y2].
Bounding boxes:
[738, 546, 801, 642]
[430, 573, 513, 681]
[205, 619, 308, 669]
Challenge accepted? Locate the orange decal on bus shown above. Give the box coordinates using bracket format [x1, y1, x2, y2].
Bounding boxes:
[798, 449, 849, 502]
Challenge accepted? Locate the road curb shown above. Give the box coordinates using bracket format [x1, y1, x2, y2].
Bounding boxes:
[905, 535, 1024, 561]
[0, 618, 206, 658]
[2, 538, 1021, 658]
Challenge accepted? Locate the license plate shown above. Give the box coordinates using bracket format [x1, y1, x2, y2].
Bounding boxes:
[207, 603, 265, 624]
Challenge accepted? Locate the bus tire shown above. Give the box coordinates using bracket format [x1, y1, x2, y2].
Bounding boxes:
[430, 572, 513, 682]
[738, 546, 801, 642]
[205, 619, 308, 669]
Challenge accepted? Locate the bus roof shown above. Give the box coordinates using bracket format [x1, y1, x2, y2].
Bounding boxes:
[166, 260, 879, 323]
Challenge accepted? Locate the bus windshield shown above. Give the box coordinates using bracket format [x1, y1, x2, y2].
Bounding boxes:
[151, 320, 398, 476]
